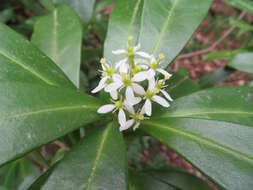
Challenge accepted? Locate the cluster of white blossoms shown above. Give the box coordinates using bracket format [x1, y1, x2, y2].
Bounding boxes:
[92, 36, 173, 131]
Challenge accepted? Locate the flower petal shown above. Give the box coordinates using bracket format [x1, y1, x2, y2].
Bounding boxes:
[91, 76, 108, 93]
[126, 86, 141, 105]
[132, 71, 148, 82]
[133, 122, 140, 131]
[161, 90, 173, 101]
[112, 49, 127, 55]
[115, 58, 127, 69]
[118, 109, 126, 126]
[157, 68, 172, 78]
[152, 95, 170, 107]
[133, 43, 141, 51]
[119, 62, 129, 73]
[124, 100, 135, 115]
[97, 104, 116, 113]
[105, 81, 123, 92]
[132, 83, 145, 95]
[148, 77, 156, 91]
[110, 90, 118, 100]
[144, 99, 152, 116]
[136, 51, 151, 58]
[119, 119, 135, 131]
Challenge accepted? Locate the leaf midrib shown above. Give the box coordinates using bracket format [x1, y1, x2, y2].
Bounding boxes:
[160, 110, 253, 118]
[152, 0, 179, 54]
[143, 121, 253, 164]
[0, 51, 55, 86]
[0, 105, 98, 121]
[86, 126, 111, 190]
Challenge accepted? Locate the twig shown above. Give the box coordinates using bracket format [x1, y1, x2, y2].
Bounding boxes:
[177, 11, 247, 59]
[54, 140, 70, 151]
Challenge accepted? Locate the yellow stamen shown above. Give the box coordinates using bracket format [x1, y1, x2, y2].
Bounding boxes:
[100, 58, 106, 64]
[159, 53, 165, 59]
[128, 35, 134, 41]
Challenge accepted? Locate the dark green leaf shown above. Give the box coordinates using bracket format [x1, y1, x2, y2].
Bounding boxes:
[224, 0, 253, 14]
[129, 170, 174, 190]
[0, 23, 74, 88]
[166, 68, 199, 99]
[129, 168, 211, 190]
[0, 82, 101, 167]
[141, 86, 253, 190]
[52, 0, 96, 24]
[104, 0, 144, 64]
[32, 5, 83, 88]
[146, 168, 211, 190]
[39, 0, 55, 12]
[40, 123, 128, 190]
[0, 158, 40, 190]
[228, 52, 253, 74]
[198, 67, 235, 89]
[138, 0, 213, 67]
[0, 8, 14, 23]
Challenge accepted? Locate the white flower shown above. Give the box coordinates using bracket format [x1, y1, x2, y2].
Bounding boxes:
[93, 36, 173, 132]
[97, 100, 128, 126]
[141, 78, 170, 116]
[119, 110, 145, 131]
[91, 58, 115, 94]
[105, 73, 145, 105]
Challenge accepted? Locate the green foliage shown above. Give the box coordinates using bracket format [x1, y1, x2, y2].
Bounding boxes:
[32, 5, 83, 87]
[1, 0, 253, 189]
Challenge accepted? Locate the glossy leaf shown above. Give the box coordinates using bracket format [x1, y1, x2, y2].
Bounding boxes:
[52, 0, 96, 24]
[129, 168, 211, 190]
[40, 123, 128, 190]
[32, 5, 82, 88]
[198, 67, 235, 89]
[0, 23, 73, 88]
[166, 68, 199, 99]
[224, 0, 253, 14]
[141, 86, 253, 190]
[0, 82, 101, 167]
[138, 0, 213, 67]
[104, 0, 144, 64]
[0, 158, 40, 190]
[228, 52, 253, 74]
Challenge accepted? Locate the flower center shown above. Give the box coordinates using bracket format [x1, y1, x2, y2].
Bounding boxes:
[106, 67, 115, 76]
[121, 73, 132, 86]
[106, 78, 113, 84]
[133, 113, 144, 121]
[115, 101, 123, 109]
[145, 91, 154, 99]
[132, 65, 142, 75]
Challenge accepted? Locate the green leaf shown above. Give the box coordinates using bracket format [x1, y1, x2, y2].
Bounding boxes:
[129, 168, 211, 190]
[198, 67, 235, 89]
[38, 123, 128, 190]
[52, 0, 96, 24]
[166, 68, 199, 99]
[0, 158, 40, 190]
[0, 23, 74, 88]
[32, 5, 82, 88]
[129, 170, 174, 190]
[39, 0, 55, 12]
[204, 49, 248, 61]
[0, 8, 14, 23]
[230, 18, 253, 35]
[141, 86, 253, 190]
[0, 82, 101, 167]
[138, 0, 213, 67]
[228, 52, 253, 74]
[224, 0, 253, 14]
[104, 0, 144, 64]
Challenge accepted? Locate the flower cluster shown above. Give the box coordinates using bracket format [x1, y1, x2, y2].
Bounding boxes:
[92, 36, 173, 131]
